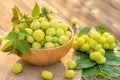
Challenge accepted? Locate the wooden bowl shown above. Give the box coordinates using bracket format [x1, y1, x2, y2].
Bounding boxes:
[21, 26, 74, 65]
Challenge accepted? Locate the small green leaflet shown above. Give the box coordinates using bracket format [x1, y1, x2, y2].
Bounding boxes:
[11, 6, 22, 25]
[17, 40, 30, 56]
[95, 25, 108, 34]
[32, 3, 40, 17]
[11, 15, 20, 25]
[40, 7, 48, 17]
[105, 50, 120, 66]
[76, 53, 96, 69]
[78, 27, 91, 37]
[82, 66, 98, 78]
[19, 28, 28, 36]
[1, 41, 14, 52]
[99, 65, 120, 79]
[5, 31, 18, 41]
[14, 48, 24, 57]
[21, 14, 32, 25]
[13, 6, 22, 18]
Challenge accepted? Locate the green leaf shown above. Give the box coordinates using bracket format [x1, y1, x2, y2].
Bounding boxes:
[100, 65, 120, 78]
[82, 66, 98, 78]
[5, 31, 18, 41]
[32, 3, 40, 17]
[78, 27, 91, 37]
[15, 48, 24, 57]
[95, 25, 108, 34]
[19, 28, 28, 36]
[11, 15, 20, 25]
[17, 40, 30, 56]
[11, 6, 23, 25]
[13, 6, 22, 18]
[21, 14, 33, 25]
[105, 50, 120, 66]
[1, 41, 14, 52]
[76, 53, 96, 69]
[40, 7, 48, 17]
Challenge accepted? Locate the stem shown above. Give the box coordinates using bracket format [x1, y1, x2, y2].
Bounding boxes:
[97, 65, 100, 72]
[12, 32, 18, 54]
[46, 15, 50, 21]
[12, 41, 17, 54]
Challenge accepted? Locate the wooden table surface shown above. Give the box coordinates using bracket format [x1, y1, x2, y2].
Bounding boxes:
[0, 0, 120, 80]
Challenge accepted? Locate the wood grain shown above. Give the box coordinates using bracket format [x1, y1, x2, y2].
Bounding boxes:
[0, 0, 120, 80]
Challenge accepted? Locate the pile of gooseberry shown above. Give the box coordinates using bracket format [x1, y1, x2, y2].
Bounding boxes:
[16, 17, 72, 49]
[73, 31, 115, 64]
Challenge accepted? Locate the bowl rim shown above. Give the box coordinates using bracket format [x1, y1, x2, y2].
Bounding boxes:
[30, 25, 74, 51]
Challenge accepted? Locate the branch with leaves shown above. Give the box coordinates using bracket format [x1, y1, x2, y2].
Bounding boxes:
[1, 3, 54, 56]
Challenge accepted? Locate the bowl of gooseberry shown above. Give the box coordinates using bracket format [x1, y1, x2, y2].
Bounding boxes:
[21, 20, 74, 65]
[2, 4, 74, 65]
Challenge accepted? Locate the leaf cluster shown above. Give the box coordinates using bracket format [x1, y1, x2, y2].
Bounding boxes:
[1, 3, 53, 56]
